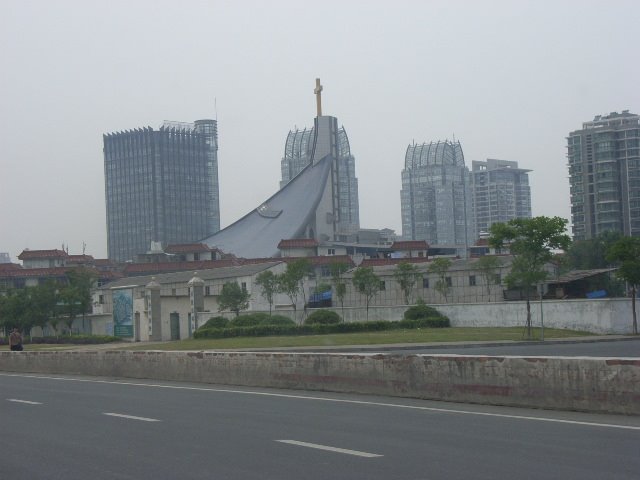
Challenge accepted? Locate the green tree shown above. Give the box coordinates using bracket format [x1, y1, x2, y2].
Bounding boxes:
[28, 282, 59, 334]
[489, 216, 571, 338]
[329, 261, 350, 318]
[218, 282, 250, 317]
[566, 231, 624, 295]
[255, 270, 279, 315]
[393, 261, 421, 305]
[606, 236, 640, 335]
[428, 258, 452, 303]
[59, 268, 97, 334]
[277, 259, 311, 323]
[351, 266, 380, 321]
[476, 255, 502, 300]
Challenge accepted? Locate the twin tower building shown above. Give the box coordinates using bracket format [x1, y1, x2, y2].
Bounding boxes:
[104, 81, 531, 262]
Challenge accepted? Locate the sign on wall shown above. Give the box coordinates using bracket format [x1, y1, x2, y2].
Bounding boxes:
[112, 288, 133, 337]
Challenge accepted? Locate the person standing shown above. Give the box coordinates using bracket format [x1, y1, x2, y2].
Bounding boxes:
[9, 328, 23, 351]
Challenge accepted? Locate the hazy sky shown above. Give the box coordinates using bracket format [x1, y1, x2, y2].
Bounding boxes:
[1, 0, 638, 262]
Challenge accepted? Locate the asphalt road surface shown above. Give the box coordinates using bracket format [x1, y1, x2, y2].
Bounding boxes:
[2, 372, 639, 480]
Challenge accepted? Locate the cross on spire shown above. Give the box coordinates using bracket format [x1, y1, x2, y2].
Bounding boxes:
[314, 78, 323, 117]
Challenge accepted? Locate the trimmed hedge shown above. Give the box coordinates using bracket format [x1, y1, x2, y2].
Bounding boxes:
[203, 316, 229, 329]
[228, 313, 295, 327]
[404, 303, 446, 320]
[304, 309, 341, 325]
[1, 335, 121, 345]
[193, 316, 449, 339]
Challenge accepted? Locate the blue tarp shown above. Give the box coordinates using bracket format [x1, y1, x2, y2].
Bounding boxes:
[586, 290, 607, 299]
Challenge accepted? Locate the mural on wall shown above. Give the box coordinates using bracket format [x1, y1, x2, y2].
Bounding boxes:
[112, 288, 133, 337]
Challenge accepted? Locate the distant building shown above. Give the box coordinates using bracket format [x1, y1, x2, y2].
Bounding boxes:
[400, 140, 474, 253]
[0, 252, 11, 264]
[104, 119, 220, 262]
[471, 159, 532, 238]
[281, 124, 360, 235]
[568, 110, 640, 239]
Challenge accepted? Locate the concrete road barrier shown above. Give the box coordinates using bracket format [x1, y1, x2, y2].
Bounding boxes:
[1, 351, 638, 415]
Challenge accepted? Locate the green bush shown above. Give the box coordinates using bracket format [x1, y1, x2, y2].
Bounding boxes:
[304, 309, 341, 325]
[403, 303, 445, 320]
[229, 313, 296, 327]
[24, 335, 120, 345]
[203, 316, 229, 329]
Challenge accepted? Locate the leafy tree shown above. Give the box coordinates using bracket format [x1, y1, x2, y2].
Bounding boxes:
[255, 270, 279, 315]
[329, 261, 350, 318]
[428, 258, 452, 303]
[352, 266, 380, 321]
[489, 216, 571, 338]
[606, 236, 640, 335]
[567, 231, 622, 269]
[277, 259, 311, 323]
[59, 268, 97, 334]
[393, 261, 422, 305]
[475, 255, 502, 300]
[218, 282, 250, 317]
[28, 282, 59, 334]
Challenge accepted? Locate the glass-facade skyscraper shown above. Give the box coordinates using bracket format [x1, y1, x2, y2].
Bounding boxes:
[104, 119, 220, 262]
[568, 111, 640, 240]
[401, 140, 473, 249]
[471, 159, 531, 238]
[281, 125, 360, 234]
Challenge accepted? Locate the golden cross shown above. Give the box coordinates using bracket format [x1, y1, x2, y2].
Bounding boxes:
[314, 78, 323, 117]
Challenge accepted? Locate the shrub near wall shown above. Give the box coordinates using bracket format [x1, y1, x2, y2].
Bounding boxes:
[193, 316, 449, 339]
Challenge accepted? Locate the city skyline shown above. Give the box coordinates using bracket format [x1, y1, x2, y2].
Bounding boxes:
[1, 1, 638, 262]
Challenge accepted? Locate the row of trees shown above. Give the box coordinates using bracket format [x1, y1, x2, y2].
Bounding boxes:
[0, 268, 96, 336]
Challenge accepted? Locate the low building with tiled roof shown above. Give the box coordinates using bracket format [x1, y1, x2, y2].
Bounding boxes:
[18, 249, 68, 269]
[389, 240, 429, 259]
[277, 238, 319, 257]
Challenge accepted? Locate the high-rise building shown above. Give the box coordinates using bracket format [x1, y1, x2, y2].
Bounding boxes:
[568, 111, 640, 240]
[104, 119, 220, 262]
[400, 140, 474, 250]
[281, 124, 360, 234]
[471, 159, 532, 237]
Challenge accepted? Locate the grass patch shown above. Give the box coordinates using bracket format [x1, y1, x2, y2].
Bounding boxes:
[114, 327, 593, 351]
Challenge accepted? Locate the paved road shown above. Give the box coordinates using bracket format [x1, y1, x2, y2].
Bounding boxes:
[277, 337, 640, 357]
[1, 372, 639, 480]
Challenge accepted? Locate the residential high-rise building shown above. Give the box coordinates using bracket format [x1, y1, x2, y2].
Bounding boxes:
[568, 111, 640, 240]
[281, 124, 360, 234]
[471, 159, 532, 237]
[400, 140, 474, 250]
[104, 119, 220, 262]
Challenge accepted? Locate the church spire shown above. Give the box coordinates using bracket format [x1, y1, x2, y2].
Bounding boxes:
[314, 78, 323, 117]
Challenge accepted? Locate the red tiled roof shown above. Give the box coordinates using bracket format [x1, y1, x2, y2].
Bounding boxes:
[67, 254, 95, 262]
[360, 257, 431, 267]
[277, 239, 319, 248]
[165, 243, 215, 254]
[0, 263, 22, 272]
[18, 249, 68, 260]
[474, 238, 490, 246]
[0, 265, 100, 279]
[122, 258, 240, 275]
[280, 255, 355, 267]
[390, 241, 429, 250]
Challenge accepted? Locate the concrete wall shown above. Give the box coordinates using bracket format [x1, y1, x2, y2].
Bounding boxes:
[1, 351, 638, 415]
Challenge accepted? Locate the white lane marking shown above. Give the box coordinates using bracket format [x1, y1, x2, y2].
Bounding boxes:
[276, 439, 382, 458]
[2, 373, 639, 431]
[7, 399, 42, 405]
[103, 413, 160, 422]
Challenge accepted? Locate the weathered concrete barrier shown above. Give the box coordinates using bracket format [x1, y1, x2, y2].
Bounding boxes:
[1, 351, 638, 415]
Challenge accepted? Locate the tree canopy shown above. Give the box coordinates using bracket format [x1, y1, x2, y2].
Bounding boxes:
[606, 236, 640, 335]
[352, 266, 380, 320]
[393, 261, 422, 305]
[489, 216, 571, 338]
[218, 282, 250, 317]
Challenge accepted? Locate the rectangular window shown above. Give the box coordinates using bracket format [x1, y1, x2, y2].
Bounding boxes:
[379, 281, 386, 291]
[327, 248, 335, 255]
[469, 275, 476, 286]
[422, 277, 429, 288]
[205, 286, 211, 296]
[241, 282, 247, 292]
[495, 273, 501, 284]
[445, 277, 452, 287]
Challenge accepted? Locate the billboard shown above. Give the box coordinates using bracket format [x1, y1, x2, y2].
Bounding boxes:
[112, 288, 133, 337]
